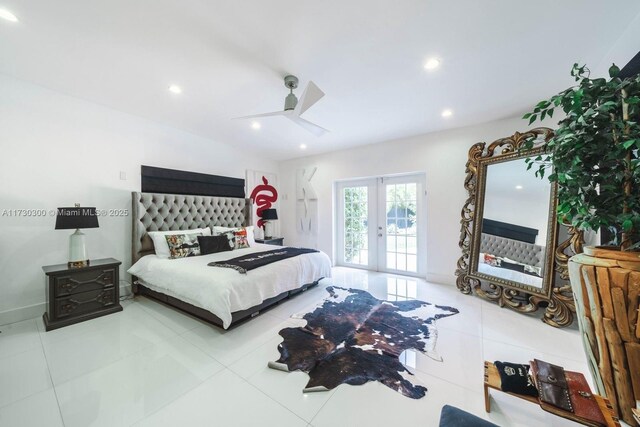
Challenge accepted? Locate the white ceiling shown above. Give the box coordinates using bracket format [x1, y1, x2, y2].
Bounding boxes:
[1, 0, 639, 160]
[486, 158, 551, 201]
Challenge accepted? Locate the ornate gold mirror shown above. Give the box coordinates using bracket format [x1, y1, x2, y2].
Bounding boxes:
[455, 128, 583, 327]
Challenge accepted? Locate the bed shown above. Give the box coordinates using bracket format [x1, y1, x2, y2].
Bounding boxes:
[478, 233, 545, 288]
[128, 191, 331, 328]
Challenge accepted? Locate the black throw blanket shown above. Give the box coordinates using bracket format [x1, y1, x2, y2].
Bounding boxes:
[208, 247, 319, 274]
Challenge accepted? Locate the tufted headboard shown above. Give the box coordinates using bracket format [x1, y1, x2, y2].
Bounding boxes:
[131, 191, 251, 264]
[480, 233, 545, 269]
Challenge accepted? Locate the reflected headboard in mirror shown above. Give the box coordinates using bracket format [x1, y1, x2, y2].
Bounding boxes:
[455, 128, 584, 328]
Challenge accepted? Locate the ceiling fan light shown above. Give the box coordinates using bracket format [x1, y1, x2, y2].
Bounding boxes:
[284, 93, 298, 111]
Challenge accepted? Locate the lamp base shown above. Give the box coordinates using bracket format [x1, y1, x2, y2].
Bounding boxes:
[68, 260, 90, 269]
[264, 221, 274, 240]
[68, 229, 89, 268]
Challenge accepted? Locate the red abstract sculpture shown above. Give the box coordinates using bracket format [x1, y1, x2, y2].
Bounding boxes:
[250, 176, 278, 228]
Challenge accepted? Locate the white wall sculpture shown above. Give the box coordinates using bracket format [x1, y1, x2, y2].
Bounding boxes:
[296, 167, 318, 247]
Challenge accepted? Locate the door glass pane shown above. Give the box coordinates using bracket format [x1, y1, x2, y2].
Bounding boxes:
[385, 182, 418, 273]
[343, 186, 368, 265]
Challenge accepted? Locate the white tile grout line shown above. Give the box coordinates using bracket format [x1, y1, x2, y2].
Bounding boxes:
[135, 296, 207, 334]
[126, 365, 229, 426]
[233, 368, 311, 425]
[36, 321, 67, 427]
[478, 299, 587, 363]
[175, 312, 293, 368]
[39, 306, 221, 390]
[307, 384, 341, 426]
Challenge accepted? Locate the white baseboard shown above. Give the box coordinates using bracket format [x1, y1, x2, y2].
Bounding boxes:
[425, 272, 456, 286]
[119, 281, 133, 298]
[0, 281, 134, 327]
[0, 302, 46, 326]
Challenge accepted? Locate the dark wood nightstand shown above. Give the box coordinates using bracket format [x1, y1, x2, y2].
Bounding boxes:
[42, 258, 123, 331]
[255, 237, 284, 246]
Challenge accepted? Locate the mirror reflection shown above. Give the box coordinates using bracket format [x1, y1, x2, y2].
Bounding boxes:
[476, 158, 551, 288]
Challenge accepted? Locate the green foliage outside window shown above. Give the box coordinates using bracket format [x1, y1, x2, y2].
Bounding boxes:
[344, 187, 368, 263]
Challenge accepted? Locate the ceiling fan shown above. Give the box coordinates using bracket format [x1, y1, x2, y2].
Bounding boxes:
[234, 75, 329, 136]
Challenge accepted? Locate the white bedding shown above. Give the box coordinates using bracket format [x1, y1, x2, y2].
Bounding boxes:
[478, 263, 543, 288]
[128, 243, 332, 328]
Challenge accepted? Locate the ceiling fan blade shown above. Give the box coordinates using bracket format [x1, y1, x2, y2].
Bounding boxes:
[294, 81, 325, 116]
[288, 115, 329, 136]
[232, 110, 291, 120]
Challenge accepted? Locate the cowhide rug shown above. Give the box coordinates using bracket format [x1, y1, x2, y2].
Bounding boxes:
[268, 286, 459, 399]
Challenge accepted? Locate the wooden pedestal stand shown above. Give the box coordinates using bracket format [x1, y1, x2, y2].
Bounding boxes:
[569, 246, 640, 425]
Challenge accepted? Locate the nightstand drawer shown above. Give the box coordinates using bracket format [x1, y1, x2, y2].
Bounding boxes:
[54, 267, 117, 297]
[54, 288, 117, 319]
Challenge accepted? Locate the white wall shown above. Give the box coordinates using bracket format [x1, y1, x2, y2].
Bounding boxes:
[483, 192, 550, 246]
[483, 158, 552, 246]
[0, 74, 278, 324]
[278, 117, 554, 286]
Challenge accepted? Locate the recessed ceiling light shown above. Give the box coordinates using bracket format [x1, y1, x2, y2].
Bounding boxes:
[300, 144, 307, 150]
[0, 8, 18, 22]
[424, 58, 441, 70]
[515, 185, 523, 190]
[441, 109, 453, 118]
[251, 121, 261, 130]
[168, 85, 182, 94]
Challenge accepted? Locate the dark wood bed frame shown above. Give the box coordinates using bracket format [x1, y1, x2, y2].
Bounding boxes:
[133, 280, 319, 329]
[131, 187, 324, 329]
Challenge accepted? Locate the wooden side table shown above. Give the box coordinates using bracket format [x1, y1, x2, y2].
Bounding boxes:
[255, 237, 284, 246]
[484, 361, 620, 427]
[42, 258, 123, 331]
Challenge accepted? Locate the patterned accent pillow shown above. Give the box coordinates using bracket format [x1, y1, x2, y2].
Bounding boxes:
[165, 233, 201, 258]
[221, 231, 236, 250]
[233, 228, 250, 249]
[483, 253, 501, 267]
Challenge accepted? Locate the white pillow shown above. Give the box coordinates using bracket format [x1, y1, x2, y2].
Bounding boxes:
[212, 225, 255, 246]
[149, 227, 211, 259]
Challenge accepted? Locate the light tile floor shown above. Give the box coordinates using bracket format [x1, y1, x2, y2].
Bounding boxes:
[0, 267, 591, 427]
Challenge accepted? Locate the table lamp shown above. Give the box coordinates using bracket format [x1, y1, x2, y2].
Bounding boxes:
[261, 208, 278, 239]
[55, 203, 99, 268]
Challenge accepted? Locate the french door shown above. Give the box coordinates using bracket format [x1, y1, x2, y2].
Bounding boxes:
[336, 174, 426, 276]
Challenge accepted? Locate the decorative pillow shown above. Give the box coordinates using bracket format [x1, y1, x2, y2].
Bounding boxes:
[524, 264, 543, 277]
[233, 228, 250, 249]
[149, 228, 211, 259]
[484, 253, 501, 267]
[197, 235, 233, 255]
[499, 260, 526, 274]
[213, 226, 255, 247]
[221, 231, 236, 249]
[165, 233, 201, 258]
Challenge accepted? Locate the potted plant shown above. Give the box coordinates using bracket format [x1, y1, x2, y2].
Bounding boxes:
[523, 63, 640, 424]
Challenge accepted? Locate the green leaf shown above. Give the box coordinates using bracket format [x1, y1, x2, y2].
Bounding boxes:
[623, 139, 636, 149]
[609, 64, 620, 78]
[528, 114, 537, 125]
[622, 219, 633, 231]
